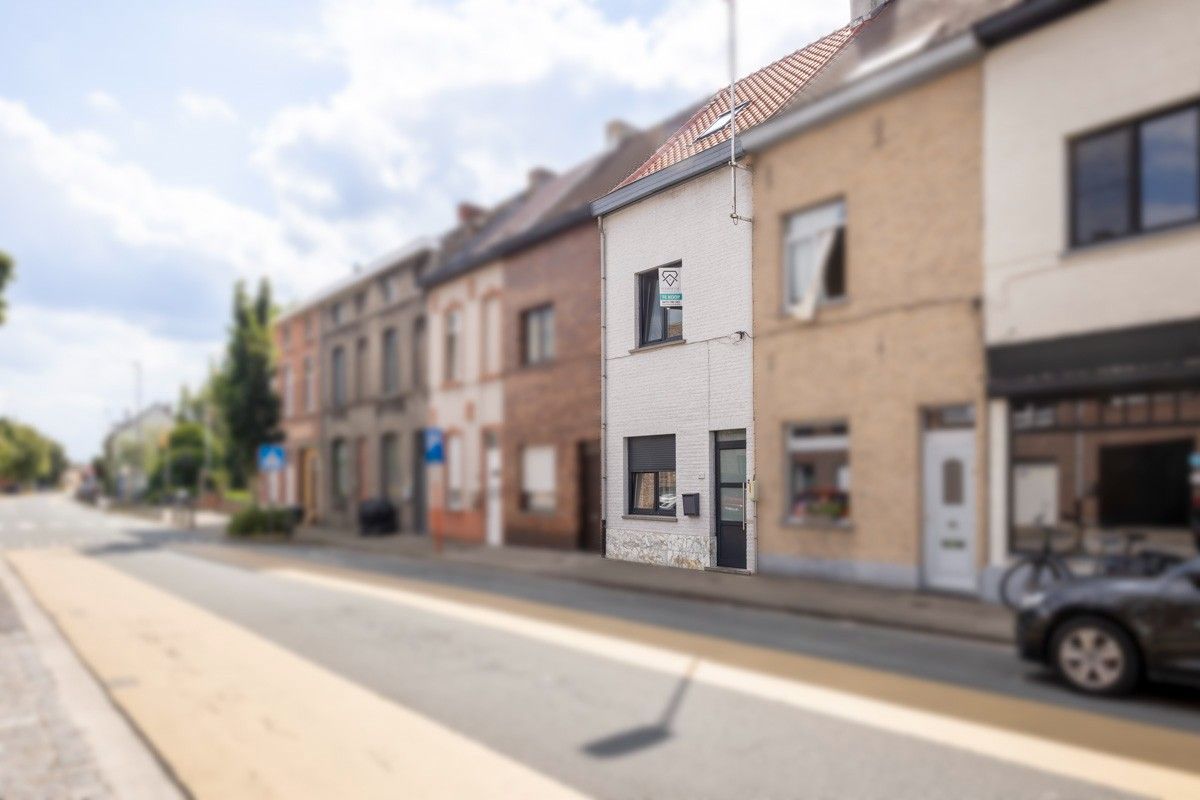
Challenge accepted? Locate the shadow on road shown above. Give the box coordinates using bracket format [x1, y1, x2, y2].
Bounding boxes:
[581, 657, 698, 758]
[80, 526, 216, 557]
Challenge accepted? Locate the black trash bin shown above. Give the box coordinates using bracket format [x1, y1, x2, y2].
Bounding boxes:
[358, 498, 398, 536]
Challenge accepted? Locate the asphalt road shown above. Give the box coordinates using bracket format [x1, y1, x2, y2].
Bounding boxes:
[4, 493, 1199, 799]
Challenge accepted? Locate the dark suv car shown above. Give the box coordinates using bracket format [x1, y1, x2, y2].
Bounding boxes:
[1016, 557, 1200, 695]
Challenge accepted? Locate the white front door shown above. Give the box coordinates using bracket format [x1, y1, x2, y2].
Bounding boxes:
[922, 428, 977, 593]
[485, 437, 502, 546]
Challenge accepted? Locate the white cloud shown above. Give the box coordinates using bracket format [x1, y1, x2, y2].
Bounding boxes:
[0, 303, 218, 460]
[86, 89, 121, 114]
[0, 97, 365, 298]
[178, 91, 239, 124]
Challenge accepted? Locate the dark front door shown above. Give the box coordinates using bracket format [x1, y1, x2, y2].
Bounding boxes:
[412, 430, 426, 534]
[715, 431, 747, 569]
[578, 440, 603, 552]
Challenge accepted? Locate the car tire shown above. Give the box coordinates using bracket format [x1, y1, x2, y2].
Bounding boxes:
[1050, 615, 1140, 696]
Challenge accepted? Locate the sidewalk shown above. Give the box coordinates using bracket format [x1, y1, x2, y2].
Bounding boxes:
[0, 559, 182, 800]
[293, 528, 1014, 645]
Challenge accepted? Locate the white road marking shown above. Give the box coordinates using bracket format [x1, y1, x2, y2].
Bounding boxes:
[271, 567, 1200, 800]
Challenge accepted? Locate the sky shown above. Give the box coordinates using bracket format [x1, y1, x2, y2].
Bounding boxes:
[0, 0, 850, 461]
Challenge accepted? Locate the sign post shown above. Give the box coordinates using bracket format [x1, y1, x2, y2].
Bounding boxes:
[658, 266, 682, 308]
[424, 429, 445, 554]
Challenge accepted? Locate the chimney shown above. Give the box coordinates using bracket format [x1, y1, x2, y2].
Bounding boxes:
[851, 0, 887, 21]
[457, 202, 485, 227]
[527, 167, 555, 190]
[605, 119, 637, 147]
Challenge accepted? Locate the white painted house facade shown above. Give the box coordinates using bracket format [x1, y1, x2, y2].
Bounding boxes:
[597, 166, 757, 571]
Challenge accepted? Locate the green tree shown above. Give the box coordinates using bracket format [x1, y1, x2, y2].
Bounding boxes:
[217, 279, 280, 488]
[0, 417, 65, 485]
[0, 250, 13, 325]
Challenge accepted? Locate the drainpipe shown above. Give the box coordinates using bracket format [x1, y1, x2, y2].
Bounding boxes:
[598, 216, 608, 556]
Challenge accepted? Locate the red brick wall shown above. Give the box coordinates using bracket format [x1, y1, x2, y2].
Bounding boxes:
[501, 222, 601, 549]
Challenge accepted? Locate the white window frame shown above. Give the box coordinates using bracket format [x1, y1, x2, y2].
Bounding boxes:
[521, 445, 557, 512]
[783, 199, 846, 320]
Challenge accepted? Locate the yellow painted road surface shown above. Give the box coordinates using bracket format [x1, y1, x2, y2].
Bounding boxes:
[9, 548, 586, 800]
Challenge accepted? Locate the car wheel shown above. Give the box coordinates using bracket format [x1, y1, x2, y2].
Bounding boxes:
[1050, 616, 1140, 696]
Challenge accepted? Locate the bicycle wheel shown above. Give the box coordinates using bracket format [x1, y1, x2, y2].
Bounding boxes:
[1000, 556, 1069, 609]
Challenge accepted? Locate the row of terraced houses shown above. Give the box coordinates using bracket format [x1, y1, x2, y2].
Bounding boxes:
[266, 0, 1200, 600]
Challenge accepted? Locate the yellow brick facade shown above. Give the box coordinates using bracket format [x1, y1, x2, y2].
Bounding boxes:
[750, 63, 988, 589]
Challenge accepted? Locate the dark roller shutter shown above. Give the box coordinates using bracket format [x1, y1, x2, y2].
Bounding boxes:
[628, 435, 675, 472]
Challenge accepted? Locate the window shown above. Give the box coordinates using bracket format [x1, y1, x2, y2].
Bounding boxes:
[637, 268, 682, 347]
[412, 317, 426, 388]
[355, 337, 368, 400]
[331, 346, 346, 409]
[303, 356, 315, 412]
[695, 101, 749, 141]
[280, 322, 291, 351]
[784, 200, 845, 317]
[1071, 103, 1200, 247]
[786, 422, 850, 524]
[483, 295, 502, 375]
[521, 445, 556, 512]
[304, 314, 314, 341]
[444, 309, 461, 383]
[331, 439, 348, 504]
[627, 435, 676, 516]
[380, 433, 399, 501]
[280, 364, 293, 417]
[380, 275, 397, 304]
[381, 328, 399, 395]
[354, 291, 366, 315]
[330, 302, 343, 327]
[522, 305, 555, 365]
[446, 434, 464, 510]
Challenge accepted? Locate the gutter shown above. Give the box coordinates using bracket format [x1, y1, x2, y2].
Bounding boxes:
[740, 31, 981, 153]
[974, 0, 1105, 47]
[591, 142, 742, 218]
[598, 216, 608, 556]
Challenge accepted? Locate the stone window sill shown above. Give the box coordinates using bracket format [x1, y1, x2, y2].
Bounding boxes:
[628, 338, 686, 355]
[780, 516, 854, 532]
[621, 514, 677, 523]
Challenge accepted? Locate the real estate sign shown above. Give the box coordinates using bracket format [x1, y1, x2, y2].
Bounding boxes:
[658, 266, 681, 308]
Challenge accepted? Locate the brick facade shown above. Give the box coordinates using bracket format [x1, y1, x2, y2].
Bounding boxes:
[751, 63, 989, 591]
[501, 221, 602, 550]
[272, 307, 321, 519]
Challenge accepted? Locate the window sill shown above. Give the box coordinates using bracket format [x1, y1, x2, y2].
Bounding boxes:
[622, 514, 677, 523]
[628, 338, 686, 355]
[780, 517, 854, 532]
[780, 297, 847, 320]
[1063, 218, 1200, 259]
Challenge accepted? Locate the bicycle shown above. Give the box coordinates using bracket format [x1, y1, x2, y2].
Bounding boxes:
[999, 524, 1076, 609]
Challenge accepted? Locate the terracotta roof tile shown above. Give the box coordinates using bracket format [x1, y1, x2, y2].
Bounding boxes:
[614, 22, 860, 189]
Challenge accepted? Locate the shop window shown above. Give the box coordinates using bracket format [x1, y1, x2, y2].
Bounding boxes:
[1071, 103, 1200, 247]
[522, 305, 555, 366]
[637, 268, 682, 347]
[783, 199, 846, 318]
[521, 445, 556, 512]
[627, 435, 676, 516]
[786, 422, 850, 524]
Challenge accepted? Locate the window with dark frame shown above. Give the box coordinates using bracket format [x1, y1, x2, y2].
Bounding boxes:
[637, 267, 682, 347]
[522, 305, 555, 366]
[627, 434, 676, 516]
[1071, 102, 1200, 247]
[331, 346, 346, 409]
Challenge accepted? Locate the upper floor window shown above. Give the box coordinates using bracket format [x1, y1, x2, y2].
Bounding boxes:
[784, 199, 845, 317]
[637, 267, 682, 347]
[303, 356, 315, 412]
[355, 337, 369, 400]
[412, 317, 427, 389]
[1071, 103, 1200, 247]
[354, 291, 367, 315]
[381, 328, 399, 395]
[304, 314, 314, 341]
[280, 322, 291, 351]
[330, 346, 347, 409]
[522, 304, 555, 366]
[280, 364, 293, 417]
[444, 309, 461, 383]
[330, 303, 343, 327]
[482, 295, 502, 376]
[380, 275, 397, 305]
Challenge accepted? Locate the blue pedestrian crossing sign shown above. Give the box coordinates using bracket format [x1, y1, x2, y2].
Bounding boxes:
[424, 428, 445, 465]
[257, 444, 286, 473]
